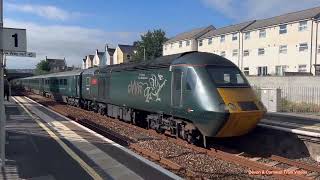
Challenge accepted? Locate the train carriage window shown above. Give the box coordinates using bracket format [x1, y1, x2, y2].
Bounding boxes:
[64, 79, 67, 85]
[59, 79, 63, 85]
[186, 68, 197, 90]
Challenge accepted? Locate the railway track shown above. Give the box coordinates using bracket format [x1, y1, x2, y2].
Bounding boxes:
[25, 93, 320, 180]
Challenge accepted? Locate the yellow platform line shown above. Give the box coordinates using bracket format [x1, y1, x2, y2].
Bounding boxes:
[12, 96, 103, 180]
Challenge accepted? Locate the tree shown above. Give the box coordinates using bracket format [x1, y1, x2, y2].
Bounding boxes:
[133, 29, 168, 61]
[35, 60, 50, 75]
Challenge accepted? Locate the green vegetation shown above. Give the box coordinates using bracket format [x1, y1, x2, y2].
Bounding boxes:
[133, 29, 168, 61]
[35, 60, 50, 75]
[280, 98, 320, 113]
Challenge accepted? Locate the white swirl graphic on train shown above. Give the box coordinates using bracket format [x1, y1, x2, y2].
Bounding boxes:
[128, 74, 167, 103]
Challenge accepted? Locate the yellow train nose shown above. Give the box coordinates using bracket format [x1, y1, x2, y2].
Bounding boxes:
[215, 88, 266, 137]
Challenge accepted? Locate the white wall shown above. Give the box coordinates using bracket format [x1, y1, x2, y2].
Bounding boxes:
[163, 39, 197, 56]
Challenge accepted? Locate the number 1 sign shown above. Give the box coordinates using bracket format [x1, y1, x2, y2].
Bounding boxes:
[0, 27, 26, 52]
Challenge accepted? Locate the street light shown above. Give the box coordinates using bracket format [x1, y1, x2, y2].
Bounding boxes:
[141, 45, 146, 61]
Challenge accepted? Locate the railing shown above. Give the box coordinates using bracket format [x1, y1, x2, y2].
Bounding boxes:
[254, 86, 320, 113]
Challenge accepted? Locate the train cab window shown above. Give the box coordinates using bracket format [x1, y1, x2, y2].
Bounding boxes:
[173, 69, 182, 90]
[186, 68, 197, 90]
[206, 66, 249, 87]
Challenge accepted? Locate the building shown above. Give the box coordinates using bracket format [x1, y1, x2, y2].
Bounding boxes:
[93, 49, 105, 67]
[113, 44, 137, 64]
[45, 56, 67, 72]
[163, 25, 215, 56]
[198, 21, 255, 67]
[85, 55, 94, 69]
[165, 6, 320, 76]
[103, 45, 115, 65]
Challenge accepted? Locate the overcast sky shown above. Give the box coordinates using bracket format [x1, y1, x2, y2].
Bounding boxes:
[4, 0, 320, 69]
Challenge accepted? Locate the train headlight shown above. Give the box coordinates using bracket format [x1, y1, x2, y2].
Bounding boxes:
[228, 103, 237, 111]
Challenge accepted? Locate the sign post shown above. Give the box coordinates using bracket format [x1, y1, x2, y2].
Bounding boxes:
[0, 0, 5, 169]
[0, 0, 32, 168]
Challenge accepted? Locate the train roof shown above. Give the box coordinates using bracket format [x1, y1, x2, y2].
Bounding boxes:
[21, 69, 83, 80]
[97, 52, 235, 73]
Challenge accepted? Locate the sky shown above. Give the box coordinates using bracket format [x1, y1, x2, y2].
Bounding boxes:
[4, 0, 320, 69]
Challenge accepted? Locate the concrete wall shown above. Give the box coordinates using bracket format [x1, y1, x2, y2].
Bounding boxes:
[247, 76, 320, 88]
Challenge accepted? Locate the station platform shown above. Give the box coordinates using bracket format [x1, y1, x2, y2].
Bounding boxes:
[1, 96, 181, 180]
[260, 112, 320, 137]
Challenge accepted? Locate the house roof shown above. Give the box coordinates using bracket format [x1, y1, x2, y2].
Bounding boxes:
[118, 44, 136, 54]
[87, 55, 94, 60]
[107, 48, 115, 56]
[46, 58, 66, 67]
[200, 21, 255, 39]
[244, 6, 320, 31]
[165, 25, 215, 44]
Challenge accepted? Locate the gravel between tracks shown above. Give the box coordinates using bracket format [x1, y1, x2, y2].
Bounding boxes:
[27, 94, 272, 179]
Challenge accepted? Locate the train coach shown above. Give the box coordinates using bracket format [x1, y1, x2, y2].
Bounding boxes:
[16, 52, 266, 146]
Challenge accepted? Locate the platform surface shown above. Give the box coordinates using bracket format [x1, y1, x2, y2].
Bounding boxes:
[260, 112, 320, 136]
[1, 96, 181, 180]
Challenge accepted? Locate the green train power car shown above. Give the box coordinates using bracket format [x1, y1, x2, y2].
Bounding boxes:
[16, 52, 266, 146]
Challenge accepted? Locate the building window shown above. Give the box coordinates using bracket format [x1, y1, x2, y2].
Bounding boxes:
[186, 40, 190, 46]
[243, 50, 249, 56]
[279, 24, 287, 34]
[279, 45, 287, 54]
[232, 33, 237, 41]
[299, 43, 308, 52]
[244, 32, 250, 40]
[232, 49, 238, 57]
[258, 66, 268, 76]
[275, 65, 288, 76]
[164, 45, 167, 50]
[208, 38, 213, 45]
[220, 35, 225, 43]
[317, 45, 320, 53]
[258, 48, 265, 56]
[299, 21, 308, 31]
[198, 40, 203, 47]
[179, 41, 182, 48]
[259, 29, 266, 38]
[298, 64, 307, 72]
[170, 43, 173, 48]
[220, 51, 226, 57]
[127, 54, 131, 60]
[243, 67, 249, 75]
[315, 65, 320, 75]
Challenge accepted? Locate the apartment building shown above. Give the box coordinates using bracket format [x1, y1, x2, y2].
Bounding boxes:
[164, 6, 320, 76]
[198, 21, 255, 67]
[163, 25, 215, 56]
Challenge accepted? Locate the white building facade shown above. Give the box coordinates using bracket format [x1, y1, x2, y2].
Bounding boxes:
[164, 7, 320, 76]
[163, 25, 215, 56]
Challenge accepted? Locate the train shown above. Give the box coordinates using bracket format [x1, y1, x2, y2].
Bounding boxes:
[14, 52, 266, 147]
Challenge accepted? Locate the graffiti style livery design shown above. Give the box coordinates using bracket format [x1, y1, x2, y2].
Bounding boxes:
[15, 52, 266, 147]
[128, 74, 167, 103]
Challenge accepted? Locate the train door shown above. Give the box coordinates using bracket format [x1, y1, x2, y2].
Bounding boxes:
[171, 67, 183, 108]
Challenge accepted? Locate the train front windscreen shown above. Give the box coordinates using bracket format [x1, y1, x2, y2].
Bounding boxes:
[206, 65, 250, 88]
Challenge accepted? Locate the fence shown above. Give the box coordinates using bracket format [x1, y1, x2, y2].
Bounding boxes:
[254, 87, 320, 113]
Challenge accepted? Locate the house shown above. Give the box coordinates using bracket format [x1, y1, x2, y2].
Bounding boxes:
[103, 45, 115, 65]
[113, 44, 137, 64]
[93, 49, 104, 66]
[166, 6, 320, 76]
[45, 56, 67, 72]
[85, 55, 94, 69]
[162, 25, 215, 56]
[198, 21, 255, 67]
[240, 6, 320, 76]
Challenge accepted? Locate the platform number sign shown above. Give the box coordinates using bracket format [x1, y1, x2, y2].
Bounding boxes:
[12, 33, 18, 47]
[0, 28, 27, 52]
